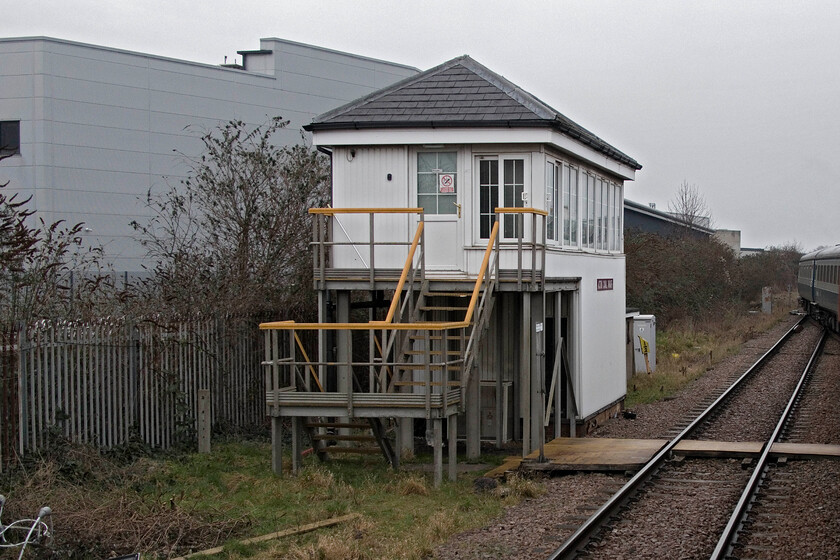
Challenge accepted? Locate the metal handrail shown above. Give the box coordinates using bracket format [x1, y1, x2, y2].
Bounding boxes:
[382, 221, 425, 324]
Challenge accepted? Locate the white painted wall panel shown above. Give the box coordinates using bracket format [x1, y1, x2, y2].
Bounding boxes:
[330, 146, 410, 269]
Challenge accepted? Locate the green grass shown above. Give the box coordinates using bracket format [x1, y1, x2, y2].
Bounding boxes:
[134, 442, 514, 559]
[2, 436, 526, 559]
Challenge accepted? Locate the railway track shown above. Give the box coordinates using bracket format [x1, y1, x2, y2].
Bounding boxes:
[720, 332, 840, 559]
[547, 319, 831, 559]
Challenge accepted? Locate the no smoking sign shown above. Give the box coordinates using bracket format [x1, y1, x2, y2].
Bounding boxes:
[439, 174, 455, 193]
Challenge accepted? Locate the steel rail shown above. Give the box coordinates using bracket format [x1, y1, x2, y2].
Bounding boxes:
[710, 326, 827, 559]
[546, 316, 808, 560]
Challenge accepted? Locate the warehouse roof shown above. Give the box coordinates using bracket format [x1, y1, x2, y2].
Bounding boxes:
[305, 55, 641, 170]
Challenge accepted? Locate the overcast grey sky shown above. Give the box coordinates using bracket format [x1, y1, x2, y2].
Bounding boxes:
[5, 0, 839, 251]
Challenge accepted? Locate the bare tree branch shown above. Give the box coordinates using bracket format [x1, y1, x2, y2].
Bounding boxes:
[668, 180, 712, 229]
[131, 118, 330, 318]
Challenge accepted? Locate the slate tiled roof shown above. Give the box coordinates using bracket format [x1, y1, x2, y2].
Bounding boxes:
[306, 55, 641, 170]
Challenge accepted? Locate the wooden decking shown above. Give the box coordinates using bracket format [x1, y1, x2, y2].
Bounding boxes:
[485, 437, 840, 478]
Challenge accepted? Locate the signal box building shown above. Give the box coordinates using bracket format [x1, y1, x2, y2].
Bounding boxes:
[261, 56, 641, 485]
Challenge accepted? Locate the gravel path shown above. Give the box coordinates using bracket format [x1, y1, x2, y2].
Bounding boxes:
[585, 458, 749, 560]
[691, 322, 822, 442]
[786, 333, 840, 443]
[433, 473, 628, 559]
[734, 459, 840, 559]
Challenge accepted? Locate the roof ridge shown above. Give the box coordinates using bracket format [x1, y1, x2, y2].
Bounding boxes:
[306, 54, 641, 170]
[310, 55, 469, 125]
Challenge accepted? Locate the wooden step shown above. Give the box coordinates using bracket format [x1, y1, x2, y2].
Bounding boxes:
[425, 292, 475, 298]
[312, 434, 376, 442]
[305, 421, 369, 429]
[419, 305, 469, 311]
[405, 350, 461, 356]
[409, 333, 470, 341]
[395, 363, 462, 371]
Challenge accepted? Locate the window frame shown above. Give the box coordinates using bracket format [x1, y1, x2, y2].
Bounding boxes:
[0, 120, 20, 156]
[475, 153, 530, 241]
[416, 150, 459, 217]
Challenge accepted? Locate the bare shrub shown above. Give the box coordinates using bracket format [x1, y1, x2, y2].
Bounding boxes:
[0, 443, 251, 558]
[131, 118, 329, 320]
[625, 230, 738, 326]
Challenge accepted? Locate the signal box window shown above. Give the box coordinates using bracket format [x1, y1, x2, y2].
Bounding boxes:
[0, 121, 20, 156]
[417, 152, 457, 215]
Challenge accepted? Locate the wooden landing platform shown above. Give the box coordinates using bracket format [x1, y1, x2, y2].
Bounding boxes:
[485, 438, 667, 478]
[484, 438, 840, 478]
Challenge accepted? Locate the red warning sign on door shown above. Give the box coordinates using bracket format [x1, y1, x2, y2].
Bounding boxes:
[439, 174, 455, 193]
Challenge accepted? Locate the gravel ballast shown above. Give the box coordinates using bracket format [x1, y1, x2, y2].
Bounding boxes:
[433, 316, 832, 559]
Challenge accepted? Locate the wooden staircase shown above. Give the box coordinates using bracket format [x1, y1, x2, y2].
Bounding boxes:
[261, 211, 521, 485]
[304, 419, 397, 464]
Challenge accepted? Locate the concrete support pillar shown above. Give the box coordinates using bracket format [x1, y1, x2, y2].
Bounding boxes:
[336, 291, 351, 436]
[448, 414, 458, 482]
[398, 417, 414, 457]
[291, 417, 303, 474]
[433, 418, 443, 488]
[466, 364, 481, 459]
[567, 291, 577, 438]
[317, 291, 328, 392]
[271, 415, 283, 475]
[531, 293, 545, 455]
[495, 296, 505, 448]
[555, 295, 563, 436]
[520, 292, 531, 457]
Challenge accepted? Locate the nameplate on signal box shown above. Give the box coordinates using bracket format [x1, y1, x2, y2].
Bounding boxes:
[597, 278, 614, 291]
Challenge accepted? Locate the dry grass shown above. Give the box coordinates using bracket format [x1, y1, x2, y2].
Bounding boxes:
[1, 444, 251, 558]
[392, 474, 430, 496]
[500, 473, 545, 500]
[627, 298, 794, 406]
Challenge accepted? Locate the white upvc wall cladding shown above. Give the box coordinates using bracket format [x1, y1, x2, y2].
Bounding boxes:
[571, 252, 627, 418]
[0, 37, 417, 272]
[327, 140, 629, 419]
[327, 140, 631, 274]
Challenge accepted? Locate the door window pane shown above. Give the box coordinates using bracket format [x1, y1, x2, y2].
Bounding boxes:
[503, 159, 525, 238]
[479, 159, 499, 239]
[417, 152, 457, 214]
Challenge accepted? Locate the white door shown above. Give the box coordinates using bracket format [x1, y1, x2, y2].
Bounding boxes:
[416, 150, 464, 271]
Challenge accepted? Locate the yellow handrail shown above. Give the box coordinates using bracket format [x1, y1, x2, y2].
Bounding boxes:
[293, 331, 324, 392]
[495, 206, 549, 216]
[381, 221, 424, 324]
[464, 219, 499, 324]
[260, 320, 470, 331]
[261, 206, 547, 332]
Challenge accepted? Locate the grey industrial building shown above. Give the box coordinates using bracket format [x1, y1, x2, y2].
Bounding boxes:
[0, 36, 418, 272]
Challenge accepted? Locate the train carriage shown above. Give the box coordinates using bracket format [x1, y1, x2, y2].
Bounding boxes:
[798, 245, 840, 332]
